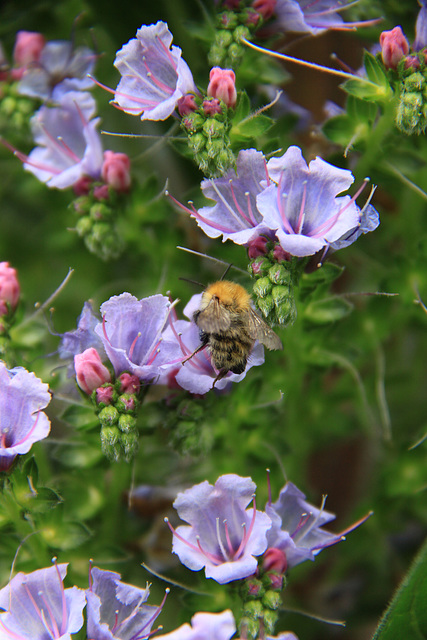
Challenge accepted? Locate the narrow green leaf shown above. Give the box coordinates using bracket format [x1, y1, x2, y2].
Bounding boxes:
[303, 296, 353, 325]
[372, 537, 427, 640]
[364, 51, 390, 87]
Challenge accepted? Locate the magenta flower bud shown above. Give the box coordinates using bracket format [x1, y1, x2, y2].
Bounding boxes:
[93, 184, 110, 201]
[0, 262, 20, 316]
[263, 547, 287, 575]
[380, 26, 410, 70]
[207, 67, 237, 109]
[118, 372, 140, 394]
[101, 150, 131, 193]
[202, 98, 223, 116]
[272, 244, 291, 263]
[96, 384, 115, 406]
[404, 55, 421, 70]
[74, 347, 111, 395]
[252, 0, 277, 21]
[73, 176, 93, 196]
[248, 236, 269, 259]
[177, 94, 198, 116]
[13, 31, 45, 67]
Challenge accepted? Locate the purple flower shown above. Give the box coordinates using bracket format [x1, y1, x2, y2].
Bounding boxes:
[58, 301, 105, 362]
[160, 294, 265, 394]
[0, 561, 85, 640]
[23, 89, 103, 189]
[86, 566, 165, 640]
[273, 0, 379, 35]
[168, 474, 272, 584]
[414, 1, 427, 51]
[156, 610, 236, 640]
[18, 40, 96, 100]
[266, 481, 372, 569]
[0, 362, 51, 472]
[329, 202, 379, 251]
[257, 146, 376, 257]
[113, 21, 197, 121]
[94, 293, 182, 383]
[170, 149, 273, 246]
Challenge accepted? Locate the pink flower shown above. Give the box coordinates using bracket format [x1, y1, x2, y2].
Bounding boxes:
[13, 31, 45, 67]
[207, 68, 237, 109]
[0, 262, 20, 316]
[74, 347, 111, 395]
[380, 26, 410, 70]
[101, 150, 131, 192]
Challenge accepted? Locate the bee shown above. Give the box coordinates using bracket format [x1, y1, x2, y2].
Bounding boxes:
[182, 280, 282, 385]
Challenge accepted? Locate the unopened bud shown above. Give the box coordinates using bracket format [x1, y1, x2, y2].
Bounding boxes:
[118, 372, 140, 394]
[98, 405, 119, 427]
[101, 150, 131, 192]
[272, 244, 291, 263]
[248, 236, 269, 259]
[13, 30, 45, 67]
[207, 67, 237, 109]
[74, 348, 111, 394]
[252, 0, 277, 21]
[380, 26, 409, 70]
[0, 262, 20, 316]
[256, 295, 274, 317]
[253, 277, 273, 298]
[262, 589, 282, 610]
[117, 394, 138, 414]
[118, 413, 137, 432]
[202, 98, 223, 116]
[268, 264, 291, 285]
[120, 430, 139, 460]
[177, 93, 198, 116]
[263, 547, 287, 574]
[96, 384, 115, 406]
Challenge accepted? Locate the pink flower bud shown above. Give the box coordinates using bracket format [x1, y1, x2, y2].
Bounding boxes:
[248, 236, 269, 259]
[263, 547, 287, 574]
[380, 26, 410, 70]
[0, 262, 20, 316]
[207, 67, 237, 109]
[93, 184, 110, 201]
[73, 175, 93, 196]
[96, 384, 115, 405]
[252, 0, 277, 21]
[177, 94, 198, 116]
[13, 31, 45, 67]
[119, 372, 140, 395]
[74, 348, 111, 395]
[404, 55, 421, 70]
[202, 98, 223, 116]
[101, 151, 131, 193]
[272, 244, 291, 263]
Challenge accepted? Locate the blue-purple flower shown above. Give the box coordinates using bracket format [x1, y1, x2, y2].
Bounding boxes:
[161, 294, 265, 394]
[155, 610, 236, 640]
[170, 149, 272, 246]
[257, 146, 378, 257]
[86, 566, 165, 640]
[168, 474, 272, 584]
[113, 21, 197, 121]
[18, 39, 95, 100]
[273, 0, 379, 35]
[94, 293, 182, 383]
[58, 301, 105, 363]
[0, 562, 85, 640]
[266, 481, 371, 569]
[22, 89, 103, 189]
[0, 362, 51, 472]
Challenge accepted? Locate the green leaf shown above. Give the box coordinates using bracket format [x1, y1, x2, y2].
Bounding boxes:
[231, 114, 272, 141]
[363, 51, 390, 88]
[299, 263, 345, 299]
[303, 296, 353, 325]
[372, 537, 427, 640]
[341, 73, 392, 103]
[233, 91, 251, 122]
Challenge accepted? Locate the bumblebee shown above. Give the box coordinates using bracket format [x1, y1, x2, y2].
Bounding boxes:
[182, 280, 282, 384]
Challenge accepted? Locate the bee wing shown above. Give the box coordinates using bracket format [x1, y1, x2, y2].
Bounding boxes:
[246, 307, 283, 351]
[196, 298, 231, 333]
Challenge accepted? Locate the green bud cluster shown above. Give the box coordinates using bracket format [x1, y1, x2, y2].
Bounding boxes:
[396, 65, 427, 135]
[182, 104, 235, 178]
[0, 81, 34, 137]
[72, 188, 125, 261]
[208, 6, 261, 69]
[91, 380, 141, 462]
[249, 246, 297, 327]
[238, 570, 285, 639]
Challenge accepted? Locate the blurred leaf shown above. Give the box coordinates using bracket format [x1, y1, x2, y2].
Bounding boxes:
[299, 263, 345, 299]
[303, 296, 353, 325]
[372, 537, 427, 639]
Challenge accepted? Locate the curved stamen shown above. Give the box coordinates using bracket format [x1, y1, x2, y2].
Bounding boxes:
[0, 618, 27, 640]
[165, 518, 222, 564]
[216, 517, 230, 561]
[245, 191, 259, 227]
[128, 333, 142, 361]
[23, 584, 54, 638]
[228, 181, 254, 227]
[309, 178, 369, 238]
[196, 536, 223, 565]
[156, 35, 178, 72]
[142, 56, 175, 96]
[167, 192, 236, 234]
[290, 512, 311, 539]
[52, 558, 68, 637]
[234, 496, 257, 559]
[223, 520, 235, 557]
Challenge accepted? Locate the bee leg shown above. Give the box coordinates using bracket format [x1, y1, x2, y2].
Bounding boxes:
[212, 368, 228, 389]
[181, 343, 207, 366]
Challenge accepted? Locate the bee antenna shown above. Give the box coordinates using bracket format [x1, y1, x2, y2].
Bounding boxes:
[178, 277, 205, 288]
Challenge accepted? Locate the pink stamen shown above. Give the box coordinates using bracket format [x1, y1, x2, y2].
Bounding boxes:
[111, 611, 120, 633]
[266, 469, 272, 506]
[291, 512, 311, 538]
[245, 192, 258, 226]
[88, 75, 159, 109]
[102, 315, 111, 345]
[234, 496, 257, 559]
[295, 181, 307, 234]
[23, 584, 55, 637]
[223, 520, 235, 556]
[41, 128, 80, 164]
[1, 431, 7, 448]
[167, 193, 235, 234]
[128, 333, 141, 361]
[228, 180, 254, 226]
[309, 178, 369, 238]
[263, 158, 270, 185]
[40, 593, 60, 638]
[165, 518, 222, 564]
[145, 339, 162, 365]
[156, 35, 178, 72]
[337, 510, 374, 537]
[277, 180, 294, 235]
[142, 56, 174, 96]
[131, 588, 170, 640]
[0, 618, 26, 640]
[88, 559, 93, 590]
